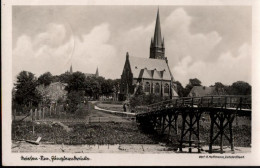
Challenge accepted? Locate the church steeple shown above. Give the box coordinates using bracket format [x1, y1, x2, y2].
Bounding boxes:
[95, 67, 99, 77]
[70, 64, 73, 74]
[154, 8, 163, 47]
[150, 8, 165, 60]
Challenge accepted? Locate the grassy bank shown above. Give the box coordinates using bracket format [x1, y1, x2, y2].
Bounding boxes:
[12, 121, 157, 145]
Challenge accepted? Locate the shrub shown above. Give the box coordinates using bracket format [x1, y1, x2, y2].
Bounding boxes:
[130, 93, 169, 108]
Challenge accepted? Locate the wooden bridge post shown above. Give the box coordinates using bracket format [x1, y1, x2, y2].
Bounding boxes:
[229, 114, 235, 151]
[219, 113, 224, 154]
[209, 112, 214, 153]
[179, 112, 187, 152]
[161, 114, 166, 134]
[188, 112, 193, 153]
[168, 114, 172, 135]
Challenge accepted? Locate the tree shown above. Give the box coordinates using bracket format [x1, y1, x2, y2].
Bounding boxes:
[100, 78, 114, 96]
[66, 72, 86, 93]
[135, 82, 145, 96]
[59, 72, 72, 83]
[212, 82, 227, 95]
[175, 81, 184, 97]
[67, 90, 85, 113]
[85, 76, 101, 100]
[14, 71, 42, 108]
[183, 78, 202, 97]
[189, 78, 202, 86]
[228, 81, 251, 95]
[38, 72, 53, 86]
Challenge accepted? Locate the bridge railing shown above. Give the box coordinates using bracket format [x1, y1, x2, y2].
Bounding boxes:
[135, 95, 251, 114]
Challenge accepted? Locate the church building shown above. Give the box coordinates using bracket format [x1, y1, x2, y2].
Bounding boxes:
[120, 9, 178, 100]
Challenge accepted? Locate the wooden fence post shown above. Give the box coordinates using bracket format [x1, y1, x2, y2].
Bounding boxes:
[35, 109, 37, 120]
[43, 107, 45, 119]
[30, 109, 33, 121]
[39, 109, 42, 120]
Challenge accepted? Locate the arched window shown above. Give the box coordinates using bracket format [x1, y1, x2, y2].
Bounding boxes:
[144, 82, 150, 93]
[155, 83, 160, 94]
[164, 83, 169, 94]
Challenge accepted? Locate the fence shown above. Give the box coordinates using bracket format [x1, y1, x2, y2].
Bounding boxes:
[13, 104, 65, 122]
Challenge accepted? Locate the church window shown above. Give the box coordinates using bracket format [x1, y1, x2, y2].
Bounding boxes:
[164, 83, 169, 94]
[144, 82, 150, 93]
[155, 83, 160, 94]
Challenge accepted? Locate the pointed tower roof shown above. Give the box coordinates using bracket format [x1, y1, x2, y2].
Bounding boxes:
[70, 64, 73, 73]
[95, 67, 99, 77]
[153, 8, 163, 47]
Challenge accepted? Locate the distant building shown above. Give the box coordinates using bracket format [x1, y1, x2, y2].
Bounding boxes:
[37, 82, 67, 104]
[188, 86, 226, 97]
[120, 9, 178, 100]
[65, 64, 100, 78]
[85, 67, 99, 78]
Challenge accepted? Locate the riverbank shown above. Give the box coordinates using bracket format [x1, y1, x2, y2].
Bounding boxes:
[12, 142, 250, 153]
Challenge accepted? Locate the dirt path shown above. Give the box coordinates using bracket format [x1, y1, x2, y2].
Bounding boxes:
[87, 108, 132, 123]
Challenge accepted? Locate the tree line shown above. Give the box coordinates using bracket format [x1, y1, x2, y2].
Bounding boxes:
[12, 71, 120, 113]
[175, 78, 251, 97]
[12, 70, 251, 113]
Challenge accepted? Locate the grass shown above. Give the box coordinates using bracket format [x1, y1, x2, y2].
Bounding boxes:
[12, 121, 157, 145]
[12, 116, 251, 147]
[96, 103, 124, 112]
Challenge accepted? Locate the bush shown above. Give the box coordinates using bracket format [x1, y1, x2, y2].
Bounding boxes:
[130, 93, 169, 108]
[67, 90, 85, 113]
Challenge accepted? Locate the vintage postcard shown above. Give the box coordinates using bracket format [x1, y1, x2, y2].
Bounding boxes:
[2, 0, 260, 166]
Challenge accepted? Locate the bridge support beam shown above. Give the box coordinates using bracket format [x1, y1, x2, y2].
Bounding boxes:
[152, 110, 179, 136]
[179, 110, 202, 153]
[209, 111, 235, 153]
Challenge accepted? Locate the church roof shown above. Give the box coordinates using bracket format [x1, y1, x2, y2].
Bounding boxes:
[128, 56, 172, 80]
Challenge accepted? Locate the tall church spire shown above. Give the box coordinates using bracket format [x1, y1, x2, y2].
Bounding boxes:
[70, 64, 73, 74]
[153, 8, 163, 47]
[150, 8, 165, 60]
[95, 67, 99, 77]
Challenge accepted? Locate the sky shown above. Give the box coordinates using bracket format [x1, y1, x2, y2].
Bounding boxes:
[12, 6, 252, 86]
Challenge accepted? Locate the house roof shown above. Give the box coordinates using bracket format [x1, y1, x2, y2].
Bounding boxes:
[188, 86, 217, 97]
[128, 56, 172, 80]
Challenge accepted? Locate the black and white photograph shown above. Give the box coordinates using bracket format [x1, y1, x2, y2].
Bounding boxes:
[2, 0, 260, 166]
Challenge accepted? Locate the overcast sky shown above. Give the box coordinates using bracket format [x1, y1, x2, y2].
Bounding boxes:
[12, 6, 251, 86]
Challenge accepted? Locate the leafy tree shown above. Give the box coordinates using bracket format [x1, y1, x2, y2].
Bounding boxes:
[228, 81, 251, 95]
[135, 82, 145, 96]
[100, 78, 114, 96]
[85, 76, 102, 100]
[66, 72, 86, 93]
[59, 72, 72, 83]
[175, 81, 184, 97]
[67, 90, 85, 113]
[38, 72, 53, 86]
[212, 82, 227, 95]
[14, 71, 42, 108]
[189, 78, 202, 86]
[112, 79, 121, 93]
[52, 75, 61, 83]
[183, 78, 202, 97]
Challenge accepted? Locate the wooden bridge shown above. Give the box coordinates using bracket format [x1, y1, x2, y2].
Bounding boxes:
[135, 95, 251, 153]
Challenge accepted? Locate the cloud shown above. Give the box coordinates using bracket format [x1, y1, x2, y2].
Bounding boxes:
[72, 23, 117, 77]
[163, 8, 222, 65]
[173, 43, 251, 86]
[118, 8, 229, 85]
[13, 23, 117, 81]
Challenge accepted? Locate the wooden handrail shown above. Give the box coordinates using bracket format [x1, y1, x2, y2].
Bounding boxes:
[136, 95, 251, 114]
